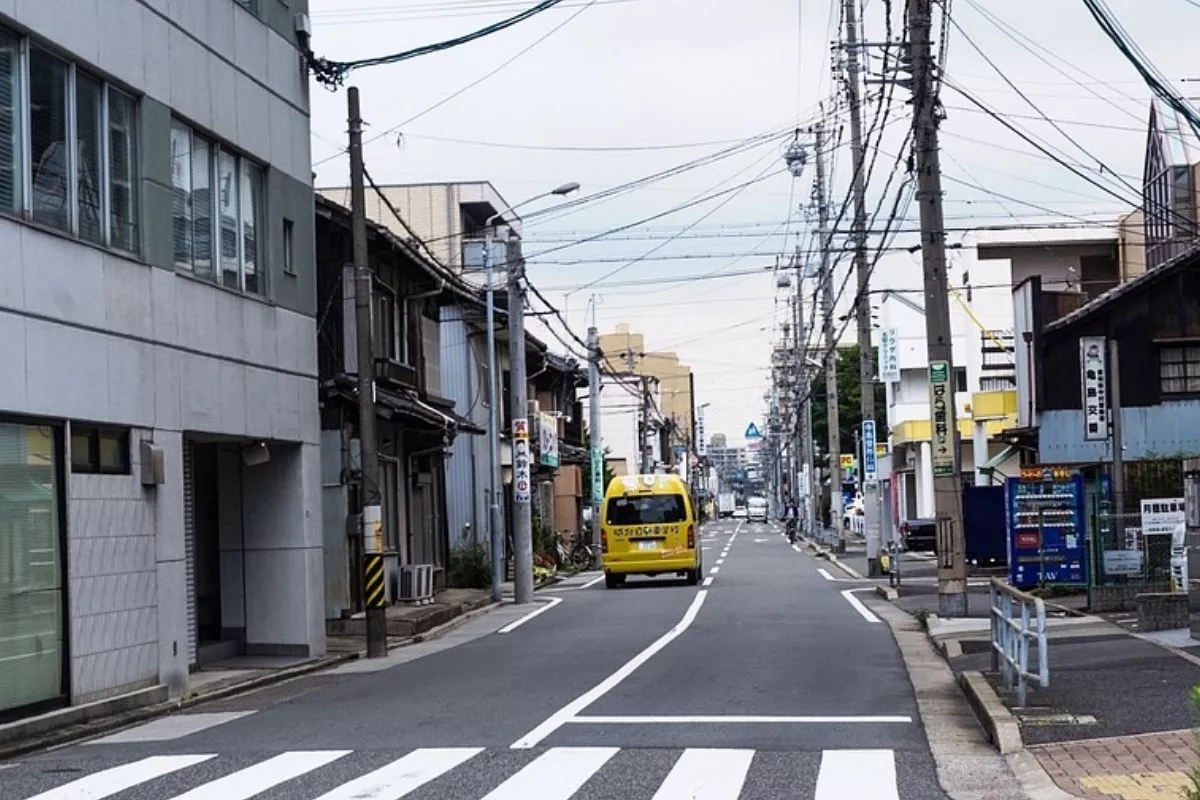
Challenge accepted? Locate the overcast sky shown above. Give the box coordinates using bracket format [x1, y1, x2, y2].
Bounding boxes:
[306, 0, 1186, 446]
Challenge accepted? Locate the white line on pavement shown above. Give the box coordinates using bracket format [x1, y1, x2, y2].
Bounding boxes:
[652, 747, 753, 799]
[791, 544, 803, 553]
[511, 591, 709, 749]
[313, 748, 484, 800]
[577, 575, 606, 590]
[840, 589, 881, 624]
[170, 751, 350, 800]
[568, 715, 913, 725]
[710, 566, 720, 575]
[815, 749, 900, 800]
[702, 576, 714, 587]
[817, 568, 835, 581]
[715, 558, 725, 565]
[482, 747, 619, 800]
[23, 755, 217, 800]
[497, 597, 564, 634]
[86, 712, 256, 744]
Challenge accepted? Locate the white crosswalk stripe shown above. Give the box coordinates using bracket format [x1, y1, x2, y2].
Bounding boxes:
[12, 746, 906, 800]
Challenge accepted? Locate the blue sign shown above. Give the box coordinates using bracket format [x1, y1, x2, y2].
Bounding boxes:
[745, 422, 762, 440]
[862, 420, 877, 480]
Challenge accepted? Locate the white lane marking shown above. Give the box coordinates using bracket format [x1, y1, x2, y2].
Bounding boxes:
[169, 751, 350, 800]
[791, 544, 803, 553]
[840, 589, 881, 623]
[481, 748, 618, 799]
[817, 568, 835, 581]
[312, 748, 483, 800]
[710, 566, 719, 575]
[569, 715, 913, 724]
[512, 591, 709, 748]
[23, 755, 216, 800]
[651, 748, 754, 799]
[86, 712, 256, 744]
[715, 558, 725, 565]
[497, 597, 563, 634]
[702, 576, 714, 587]
[578, 574, 606, 590]
[815, 749, 900, 800]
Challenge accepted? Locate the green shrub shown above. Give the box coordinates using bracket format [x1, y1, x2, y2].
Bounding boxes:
[448, 543, 492, 589]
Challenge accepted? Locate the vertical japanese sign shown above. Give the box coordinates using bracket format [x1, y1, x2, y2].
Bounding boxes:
[862, 420, 877, 481]
[696, 406, 707, 457]
[879, 328, 901, 383]
[512, 418, 532, 504]
[1079, 336, 1109, 442]
[928, 360, 955, 477]
[590, 447, 604, 505]
[537, 412, 559, 468]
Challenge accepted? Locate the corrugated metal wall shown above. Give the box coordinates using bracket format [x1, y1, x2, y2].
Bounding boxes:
[440, 305, 490, 550]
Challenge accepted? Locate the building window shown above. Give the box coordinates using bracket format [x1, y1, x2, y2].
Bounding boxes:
[0, 32, 139, 251]
[171, 121, 264, 296]
[282, 218, 295, 275]
[954, 366, 968, 393]
[233, 0, 259, 12]
[1160, 345, 1200, 395]
[69, 425, 130, 474]
[372, 281, 409, 364]
[0, 423, 66, 719]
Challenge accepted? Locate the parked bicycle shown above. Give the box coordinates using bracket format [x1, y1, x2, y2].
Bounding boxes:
[555, 531, 598, 570]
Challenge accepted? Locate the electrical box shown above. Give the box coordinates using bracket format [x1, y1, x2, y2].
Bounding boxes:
[140, 441, 165, 486]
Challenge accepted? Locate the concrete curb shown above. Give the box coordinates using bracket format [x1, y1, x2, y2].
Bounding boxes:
[0, 652, 355, 761]
[1006, 750, 1084, 800]
[0, 597, 501, 762]
[875, 585, 899, 601]
[958, 670, 1023, 755]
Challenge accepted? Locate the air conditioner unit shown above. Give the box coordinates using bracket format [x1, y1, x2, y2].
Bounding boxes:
[397, 564, 435, 605]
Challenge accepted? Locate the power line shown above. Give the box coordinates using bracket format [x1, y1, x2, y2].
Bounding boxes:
[311, 0, 574, 88]
[396, 132, 754, 153]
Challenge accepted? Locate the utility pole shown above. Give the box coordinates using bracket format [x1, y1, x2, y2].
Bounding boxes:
[482, 219, 504, 604]
[910, 0, 967, 616]
[587, 326, 603, 568]
[641, 378, 654, 473]
[506, 232, 535, 604]
[793, 257, 806, 526]
[348, 87, 386, 658]
[813, 117, 843, 551]
[842, 0, 882, 576]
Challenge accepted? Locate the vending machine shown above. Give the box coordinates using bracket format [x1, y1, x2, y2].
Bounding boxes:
[1007, 465, 1088, 589]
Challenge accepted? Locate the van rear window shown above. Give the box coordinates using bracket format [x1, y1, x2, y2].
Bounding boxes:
[606, 494, 687, 526]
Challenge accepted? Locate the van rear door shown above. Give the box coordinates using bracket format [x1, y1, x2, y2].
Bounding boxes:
[605, 493, 694, 558]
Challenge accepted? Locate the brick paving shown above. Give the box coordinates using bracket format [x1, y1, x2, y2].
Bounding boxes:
[1032, 730, 1198, 799]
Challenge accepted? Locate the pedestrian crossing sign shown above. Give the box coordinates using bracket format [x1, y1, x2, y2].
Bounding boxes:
[745, 422, 762, 440]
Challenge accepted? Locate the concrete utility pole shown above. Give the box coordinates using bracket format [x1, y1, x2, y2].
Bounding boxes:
[843, 0, 883, 576]
[482, 217, 504, 604]
[910, 0, 967, 616]
[587, 326, 603, 567]
[813, 117, 844, 551]
[793, 257, 807, 523]
[347, 88, 387, 658]
[641, 377, 654, 473]
[506, 233, 535, 605]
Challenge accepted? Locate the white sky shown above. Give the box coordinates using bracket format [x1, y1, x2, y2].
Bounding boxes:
[306, 0, 1193, 446]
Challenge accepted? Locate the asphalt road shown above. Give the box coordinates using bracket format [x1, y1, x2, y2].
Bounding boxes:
[1, 519, 950, 799]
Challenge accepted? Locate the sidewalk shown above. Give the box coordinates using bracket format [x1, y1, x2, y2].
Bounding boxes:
[0, 587, 495, 760]
[927, 611, 1200, 799]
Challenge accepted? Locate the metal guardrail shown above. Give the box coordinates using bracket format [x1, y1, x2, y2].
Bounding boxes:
[989, 578, 1048, 707]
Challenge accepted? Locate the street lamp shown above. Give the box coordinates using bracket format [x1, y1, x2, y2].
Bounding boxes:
[483, 182, 580, 603]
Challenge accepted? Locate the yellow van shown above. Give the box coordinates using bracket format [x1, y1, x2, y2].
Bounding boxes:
[601, 473, 702, 589]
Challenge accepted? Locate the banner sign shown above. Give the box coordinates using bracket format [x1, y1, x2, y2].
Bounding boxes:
[928, 360, 954, 477]
[696, 406, 708, 457]
[862, 420, 877, 481]
[513, 418, 532, 504]
[590, 447, 604, 505]
[537, 413, 559, 468]
[879, 328, 901, 383]
[1079, 336, 1109, 441]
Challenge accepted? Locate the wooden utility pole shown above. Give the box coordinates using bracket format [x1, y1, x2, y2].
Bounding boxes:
[909, 0, 967, 615]
[348, 87, 387, 656]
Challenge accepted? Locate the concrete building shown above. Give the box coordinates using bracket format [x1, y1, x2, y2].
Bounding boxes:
[599, 323, 695, 459]
[0, 0, 320, 722]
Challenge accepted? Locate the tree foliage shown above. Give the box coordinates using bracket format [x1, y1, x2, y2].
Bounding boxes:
[809, 344, 889, 465]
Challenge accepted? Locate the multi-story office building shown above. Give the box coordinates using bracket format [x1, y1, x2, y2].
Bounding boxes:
[0, 0, 321, 722]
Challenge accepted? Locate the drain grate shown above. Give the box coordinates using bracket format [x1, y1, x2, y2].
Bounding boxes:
[1016, 708, 1098, 726]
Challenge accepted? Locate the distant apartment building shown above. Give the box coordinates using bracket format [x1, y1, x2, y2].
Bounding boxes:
[0, 0, 321, 722]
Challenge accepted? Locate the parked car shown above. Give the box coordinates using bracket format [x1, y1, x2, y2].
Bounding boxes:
[900, 518, 937, 551]
[733, 506, 748, 519]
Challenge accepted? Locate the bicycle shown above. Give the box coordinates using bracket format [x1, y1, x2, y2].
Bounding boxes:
[555, 531, 598, 570]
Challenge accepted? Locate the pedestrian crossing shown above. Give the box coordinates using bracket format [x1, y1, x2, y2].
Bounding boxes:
[10, 746, 907, 799]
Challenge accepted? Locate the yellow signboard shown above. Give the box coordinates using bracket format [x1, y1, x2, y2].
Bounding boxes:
[840, 454, 856, 469]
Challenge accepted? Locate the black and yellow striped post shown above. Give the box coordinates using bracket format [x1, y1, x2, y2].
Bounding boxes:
[364, 555, 386, 610]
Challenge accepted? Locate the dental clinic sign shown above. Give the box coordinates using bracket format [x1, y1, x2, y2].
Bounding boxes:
[928, 361, 954, 477]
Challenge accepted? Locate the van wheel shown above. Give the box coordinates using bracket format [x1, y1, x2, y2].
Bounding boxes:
[686, 568, 700, 586]
[605, 573, 624, 589]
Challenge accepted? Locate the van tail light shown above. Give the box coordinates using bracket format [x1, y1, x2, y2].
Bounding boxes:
[601, 530, 608, 553]
[687, 525, 695, 549]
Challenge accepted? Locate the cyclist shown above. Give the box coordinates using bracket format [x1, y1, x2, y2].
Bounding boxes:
[784, 501, 798, 543]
